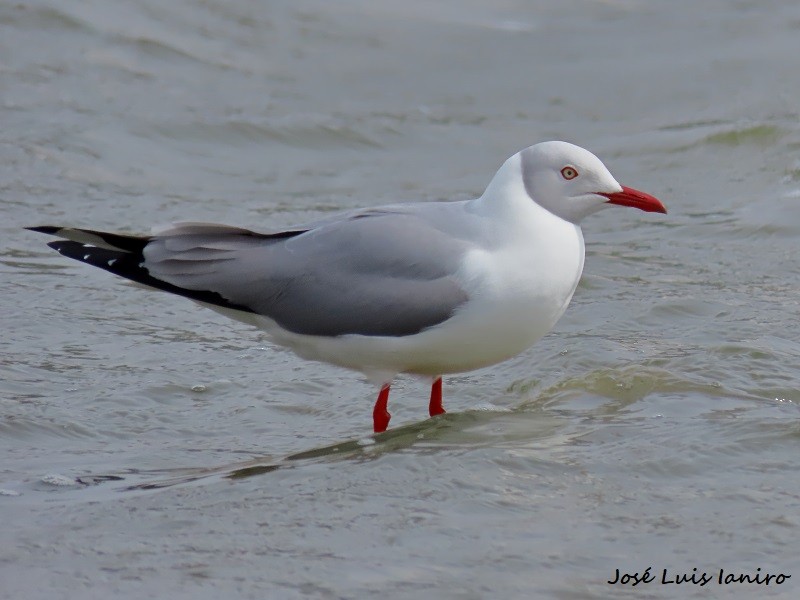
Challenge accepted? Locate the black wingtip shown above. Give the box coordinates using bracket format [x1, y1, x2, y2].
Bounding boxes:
[26, 226, 61, 235]
[44, 239, 257, 316]
[47, 240, 68, 252]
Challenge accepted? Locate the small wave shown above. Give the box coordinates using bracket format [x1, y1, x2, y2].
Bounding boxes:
[0, 415, 96, 440]
[657, 118, 733, 132]
[529, 365, 741, 406]
[123, 35, 218, 67]
[1, 5, 90, 33]
[702, 125, 782, 146]
[144, 114, 383, 149]
[664, 122, 788, 153]
[41, 473, 80, 487]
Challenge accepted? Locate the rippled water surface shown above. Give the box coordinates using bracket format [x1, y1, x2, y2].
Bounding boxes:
[2, 1, 800, 598]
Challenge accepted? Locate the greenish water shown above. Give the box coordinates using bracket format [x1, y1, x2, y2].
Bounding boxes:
[2, 1, 799, 598]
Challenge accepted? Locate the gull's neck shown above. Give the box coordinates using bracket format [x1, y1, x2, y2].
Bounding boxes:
[471, 153, 525, 213]
[469, 153, 577, 236]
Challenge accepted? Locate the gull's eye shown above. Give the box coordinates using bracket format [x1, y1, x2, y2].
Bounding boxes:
[560, 166, 579, 180]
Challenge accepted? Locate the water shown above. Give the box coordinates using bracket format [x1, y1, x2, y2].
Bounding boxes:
[2, 0, 800, 597]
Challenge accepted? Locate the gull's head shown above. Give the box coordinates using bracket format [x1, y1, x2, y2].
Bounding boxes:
[518, 141, 666, 224]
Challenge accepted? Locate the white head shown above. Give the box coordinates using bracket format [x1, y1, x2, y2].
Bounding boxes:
[518, 141, 666, 224]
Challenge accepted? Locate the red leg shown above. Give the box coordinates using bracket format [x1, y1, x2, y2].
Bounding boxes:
[429, 376, 445, 417]
[373, 384, 391, 433]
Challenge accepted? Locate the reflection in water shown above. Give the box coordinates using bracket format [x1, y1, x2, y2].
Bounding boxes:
[86, 414, 469, 491]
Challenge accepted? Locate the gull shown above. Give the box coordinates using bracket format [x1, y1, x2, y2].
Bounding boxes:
[28, 141, 666, 433]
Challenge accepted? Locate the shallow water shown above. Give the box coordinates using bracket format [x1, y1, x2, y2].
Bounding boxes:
[2, 0, 800, 598]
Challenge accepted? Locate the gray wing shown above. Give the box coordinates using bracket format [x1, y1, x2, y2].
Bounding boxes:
[143, 212, 472, 337]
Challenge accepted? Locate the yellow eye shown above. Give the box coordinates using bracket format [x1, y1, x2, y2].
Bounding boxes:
[560, 166, 578, 180]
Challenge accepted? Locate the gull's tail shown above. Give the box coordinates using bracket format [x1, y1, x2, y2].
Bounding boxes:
[25, 226, 251, 311]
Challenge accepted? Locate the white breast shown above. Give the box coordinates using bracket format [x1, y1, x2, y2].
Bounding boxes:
[405, 206, 585, 374]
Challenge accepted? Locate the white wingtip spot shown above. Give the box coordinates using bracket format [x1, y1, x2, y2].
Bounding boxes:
[108, 259, 117, 266]
[83, 254, 91, 260]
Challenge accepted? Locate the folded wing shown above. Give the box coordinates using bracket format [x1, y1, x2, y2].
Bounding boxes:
[29, 213, 471, 338]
